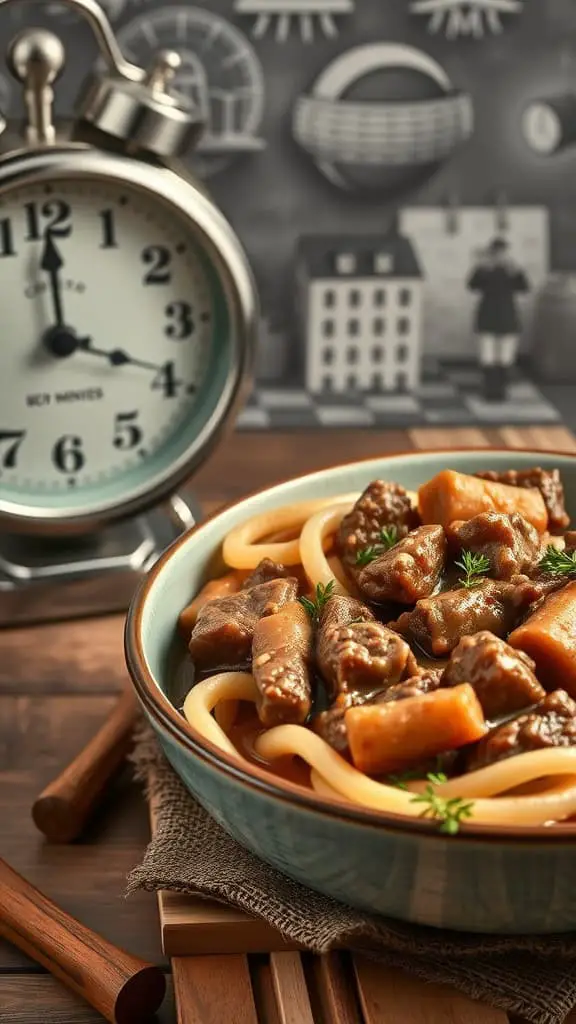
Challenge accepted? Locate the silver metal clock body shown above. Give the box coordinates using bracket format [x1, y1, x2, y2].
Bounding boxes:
[0, 141, 256, 535]
[0, 0, 259, 624]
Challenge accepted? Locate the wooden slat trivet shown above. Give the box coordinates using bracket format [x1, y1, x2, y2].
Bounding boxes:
[155, 424, 576, 1022]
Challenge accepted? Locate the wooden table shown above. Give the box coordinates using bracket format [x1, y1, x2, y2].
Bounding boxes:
[2, 424, 575, 1024]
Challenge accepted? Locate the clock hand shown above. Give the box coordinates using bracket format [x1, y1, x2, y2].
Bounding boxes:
[39, 232, 65, 328]
[77, 336, 164, 372]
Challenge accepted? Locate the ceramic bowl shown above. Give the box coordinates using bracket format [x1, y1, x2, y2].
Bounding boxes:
[125, 448, 576, 934]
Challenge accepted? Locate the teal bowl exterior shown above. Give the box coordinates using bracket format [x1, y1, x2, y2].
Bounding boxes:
[126, 449, 576, 934]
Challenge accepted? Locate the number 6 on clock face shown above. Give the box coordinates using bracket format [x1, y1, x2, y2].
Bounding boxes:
[0, 147, 252, 532]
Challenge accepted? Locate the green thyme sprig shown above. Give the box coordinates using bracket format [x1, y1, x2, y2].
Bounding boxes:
[390, 771, 474, 835]
[299, 580, 335, 622]
[455, 550, 490, 589]
[355, 525, 399, 567]
[538, 544, 576, 578]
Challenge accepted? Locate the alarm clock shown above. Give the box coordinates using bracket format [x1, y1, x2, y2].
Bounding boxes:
[0, 0, 258, 625]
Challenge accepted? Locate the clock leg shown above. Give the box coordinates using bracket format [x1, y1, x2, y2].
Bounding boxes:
[0, 491, 203, 626]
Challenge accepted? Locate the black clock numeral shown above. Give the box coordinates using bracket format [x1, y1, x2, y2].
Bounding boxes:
[0, 430, 25, 469]
[164, 301, 194, 340]
[52, 435, 84, 474]
[0, 218, 16, 258]
[142, 245, 172, 284]
[99, 209, 118, 249]
[25, 199, 72, 240]
[113, 411, 142, 450]
[151, 360, 182, 398]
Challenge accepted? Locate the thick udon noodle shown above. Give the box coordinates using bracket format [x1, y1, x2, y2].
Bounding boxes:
[183, 496, 576, 829]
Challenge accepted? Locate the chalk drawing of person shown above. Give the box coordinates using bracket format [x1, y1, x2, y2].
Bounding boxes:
[466, 236, 530, 402]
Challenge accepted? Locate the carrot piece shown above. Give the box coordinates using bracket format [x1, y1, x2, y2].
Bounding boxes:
[178, 572, 243, 639]
[418, 469, 548, 533]
[508, 581, 576, 697]
[345, 683, 486, 776]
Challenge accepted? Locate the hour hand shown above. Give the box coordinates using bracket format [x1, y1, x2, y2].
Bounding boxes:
[78, 336, 163, 371]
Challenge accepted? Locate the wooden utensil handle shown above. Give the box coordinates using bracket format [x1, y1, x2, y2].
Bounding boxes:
[0, 858, 165, 1023]
[32, 687, 139, 843]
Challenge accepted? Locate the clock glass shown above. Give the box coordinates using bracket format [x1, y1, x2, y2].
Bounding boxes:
[0, 175, 234, 520]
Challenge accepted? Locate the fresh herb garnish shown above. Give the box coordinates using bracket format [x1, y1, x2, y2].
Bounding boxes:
[455, 550, 490, 589]
[299, 580, 335, 622]
[538, 544, 576, 578]
[355, 525, 399, 566]
[411, 773, 474, 835]
[390, 770, 474, 835]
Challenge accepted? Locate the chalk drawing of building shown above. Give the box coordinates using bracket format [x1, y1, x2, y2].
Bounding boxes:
[296, 234, 424, 394]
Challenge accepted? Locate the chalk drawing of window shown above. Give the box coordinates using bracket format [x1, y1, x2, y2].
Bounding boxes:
[322, 319, 335, 338]
[347, 345, 358, 364]
[373, 288, 386, 308]
[336, 253, 356, 274]
[372, 345, 383, 362]
[324, 289, 336, 308]
[349, 289, 361, 308]
[322, 347, 334, 364]
[373, 317, 385, 336]
[348, 319, 360, 336]
[374, 253, 393, 274]
[399, 288, 412, 307]
[398, 317, 411, 336]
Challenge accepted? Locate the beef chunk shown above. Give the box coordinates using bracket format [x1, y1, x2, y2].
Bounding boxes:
[189, 577, 298, 670]
[313, 593, 417, 752]
[357, 525, 447, 605]
[442, 631, 545, 719]
[252, 600, 313, 726]
[317, 618, 418, 700]
[451, 512, 543, 580]
[337, 480, 420, 567]
[242, 558, 290, 589]
[376, 667, 443, 704]
[475, 467, 569, 532]
[465, 690, 576, 771]
[313, 705, 349, 754]
[390, 578, 537, 658]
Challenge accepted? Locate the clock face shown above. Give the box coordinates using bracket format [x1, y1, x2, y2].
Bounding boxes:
[0, 177, 218, 513]
[522, 102, 561, 155]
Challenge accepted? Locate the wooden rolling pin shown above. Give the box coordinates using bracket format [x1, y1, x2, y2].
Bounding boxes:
[32, 687, 139, 843]
[0, 858, 166, 1023]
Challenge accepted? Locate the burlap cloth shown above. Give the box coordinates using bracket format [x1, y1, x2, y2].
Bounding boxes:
[127, 723, 576, 1024]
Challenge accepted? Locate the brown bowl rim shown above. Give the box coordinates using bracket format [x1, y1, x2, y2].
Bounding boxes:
[125, 446, 576, 844]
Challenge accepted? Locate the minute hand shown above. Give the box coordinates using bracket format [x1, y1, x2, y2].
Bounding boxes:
[78, 338, 163, 371]
[40, 233, 65, 327]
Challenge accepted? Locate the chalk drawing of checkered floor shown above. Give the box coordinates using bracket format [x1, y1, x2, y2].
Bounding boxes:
[238, 363, 562, 431]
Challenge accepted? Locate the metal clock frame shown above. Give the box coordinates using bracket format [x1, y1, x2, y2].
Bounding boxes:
[0, 142, 258, 536]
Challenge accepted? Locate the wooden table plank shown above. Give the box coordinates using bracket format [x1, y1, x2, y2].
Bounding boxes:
[313, 952, 363, 1024]
[0, 615, 127, 696]
[270, 952, 315, 1024]
[0, 696, 163, 970]
[171, 956, 258, 1024]
[353, 959, 510, 1024]
[193, 429, 416, 508]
